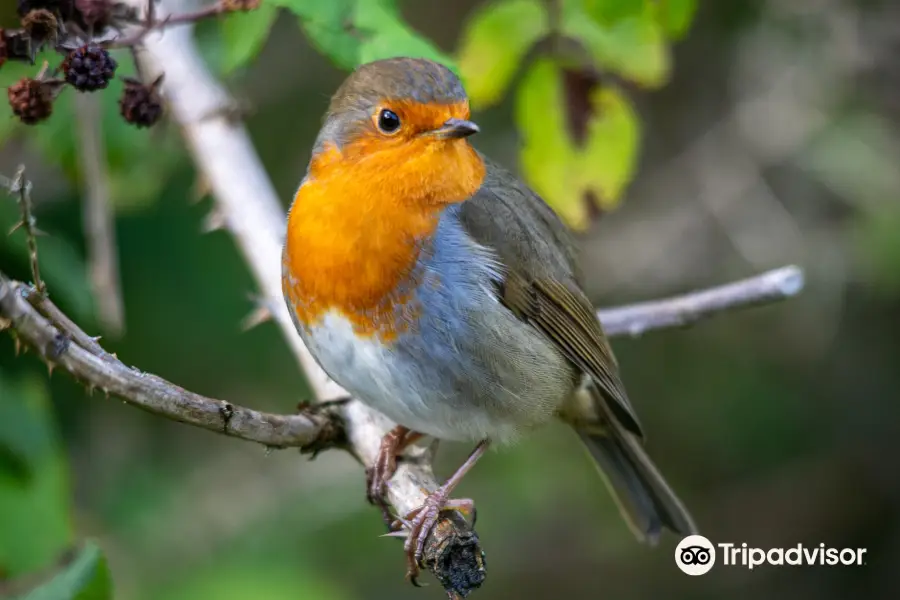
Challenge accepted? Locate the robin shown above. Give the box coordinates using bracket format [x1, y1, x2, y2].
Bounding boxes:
[282, 57, 697, 582]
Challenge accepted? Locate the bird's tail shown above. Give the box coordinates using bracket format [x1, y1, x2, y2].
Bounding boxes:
[575, 412, 697, 544]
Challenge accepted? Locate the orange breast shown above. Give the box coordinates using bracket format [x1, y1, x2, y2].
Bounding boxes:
[283, 137, 485, 341]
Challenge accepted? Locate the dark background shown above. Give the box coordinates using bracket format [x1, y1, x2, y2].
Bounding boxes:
[2, 1, 899, 599]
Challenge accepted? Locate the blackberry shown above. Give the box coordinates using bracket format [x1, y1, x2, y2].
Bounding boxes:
[7, 78, 53, 124]
[119, 77, 163, 128]
[62, 44, 117, 92]
[21, 9, 59, 47]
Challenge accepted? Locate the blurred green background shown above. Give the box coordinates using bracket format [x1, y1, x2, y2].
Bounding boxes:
[2, 0, 900, 598]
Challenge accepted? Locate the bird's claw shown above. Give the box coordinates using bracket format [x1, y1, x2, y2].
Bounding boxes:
[388, 494, 475, 585]
[366, 442, 398, 507]
[367, 426, 424, 524]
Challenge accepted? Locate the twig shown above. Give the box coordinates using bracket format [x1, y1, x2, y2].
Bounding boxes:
[29, 291, 111, 358]
[76, 93, 126, 336]
[598, 265, 805, 337]
[108, 0, 257, 48]
[0, 271, 338, 449]
[3, 166, 45, 295]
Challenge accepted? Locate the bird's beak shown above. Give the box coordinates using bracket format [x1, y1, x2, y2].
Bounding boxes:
[430, 118, 480, 140]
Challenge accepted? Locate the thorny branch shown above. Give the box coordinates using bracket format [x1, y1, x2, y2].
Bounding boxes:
[0, 271, 342, 450]
[108, 0, 260, 48]
[2, 166, 45, 294]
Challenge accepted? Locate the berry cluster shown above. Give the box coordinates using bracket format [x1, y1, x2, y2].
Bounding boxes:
[61, 43, 117, 91]
[2, 0, 261, 127]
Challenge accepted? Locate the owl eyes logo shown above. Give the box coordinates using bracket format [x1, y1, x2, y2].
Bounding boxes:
[680, 545, 712, 565]
[675, 535, 716, 575]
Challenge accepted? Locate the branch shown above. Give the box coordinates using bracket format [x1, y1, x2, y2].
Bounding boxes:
[0, 271, 337, 449]
[2, 166, 44, 294]
[598, 265, 804, 337]
[75, 93, 126, 336]
[108, 0, 262, 49]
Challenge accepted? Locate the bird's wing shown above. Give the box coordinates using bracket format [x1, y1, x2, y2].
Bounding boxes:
[459, 158, 644, 438]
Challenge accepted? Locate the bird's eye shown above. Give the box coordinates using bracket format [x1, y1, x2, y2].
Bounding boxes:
[377, 109, 401, 134]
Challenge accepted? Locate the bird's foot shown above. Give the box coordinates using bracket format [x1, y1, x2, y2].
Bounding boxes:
[381, 438, 490, 584]
[388, 493, 475, 585]
[366, 426, 422, 523]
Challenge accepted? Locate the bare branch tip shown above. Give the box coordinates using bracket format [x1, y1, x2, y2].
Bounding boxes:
[769, 265, 805, 298]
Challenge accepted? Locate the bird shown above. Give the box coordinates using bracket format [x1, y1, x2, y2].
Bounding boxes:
[281, 56, 697, 582]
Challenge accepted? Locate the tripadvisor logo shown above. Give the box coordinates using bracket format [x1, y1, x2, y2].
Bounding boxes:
[719, 543, 867, 569]
[675, 536, 867, 575]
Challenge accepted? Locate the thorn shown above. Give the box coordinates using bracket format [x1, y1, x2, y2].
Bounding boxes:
[102, 388, 110, 399]
[13, 336, 23, 355]
[47, 362, 54, 376]
[198, 100, 254, 124]
[240, 304, 272, 332]
[264, 445, 284, 457]
[86, 384, 95, 396]
[201, 208, 227, 233]
[109, 352, 118, 360]
[8, 220, 24, 235]
[191, 174, 212, 204]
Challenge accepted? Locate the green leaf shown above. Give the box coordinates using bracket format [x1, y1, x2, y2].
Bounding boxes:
[581, 85, 640, 208]
[300, 18, 361, 70]
[653, 0, 698, 39]
[582, 0, 645, 23]
[515, 58, 639, 229]
[515, 60, 574, 221]
[0, 372, 73, 578]
[354, 0, 455, 70]
[272, 0, 352, 21]
[457, 0, 548, 109]
[562, 0, 669, 88]
[272, 0, 361, 70]
[15, 541, 113, 600]
[220, 1, 280, 74]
